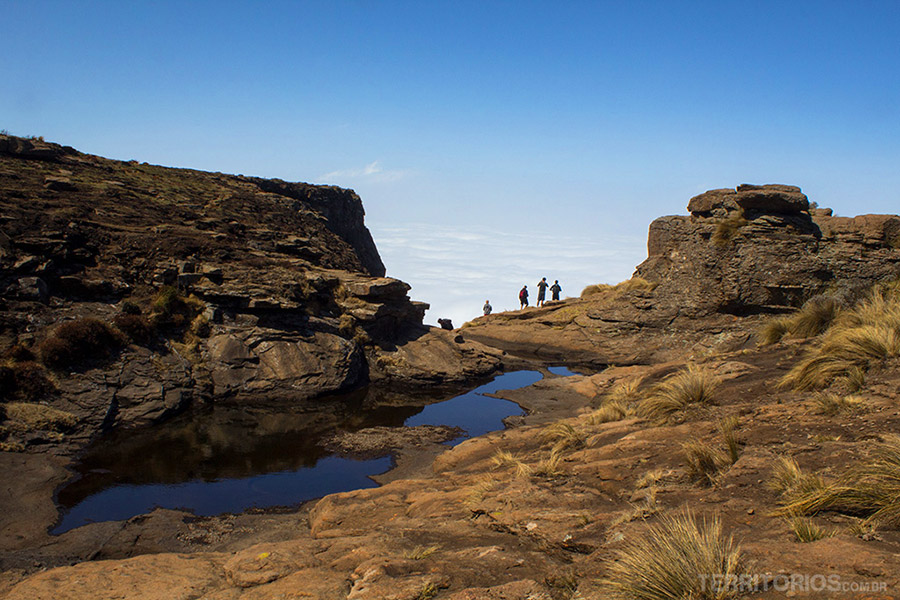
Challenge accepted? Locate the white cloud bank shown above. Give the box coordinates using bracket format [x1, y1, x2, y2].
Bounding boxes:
[369, 223, 647, 328]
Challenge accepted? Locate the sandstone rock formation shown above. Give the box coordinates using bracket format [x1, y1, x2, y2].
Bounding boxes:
[638, 183, 900, 316]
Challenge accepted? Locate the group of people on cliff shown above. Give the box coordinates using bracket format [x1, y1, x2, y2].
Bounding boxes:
[482, 278, 562, 316]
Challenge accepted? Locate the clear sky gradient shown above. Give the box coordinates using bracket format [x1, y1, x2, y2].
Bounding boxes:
[3, 1, 899, 324]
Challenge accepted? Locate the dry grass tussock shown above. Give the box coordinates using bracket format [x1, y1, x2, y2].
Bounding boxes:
[581, 277, 658, 299]
[682, 417, 742, 485]
[636, 365, 719, 423]
[779, 435, 900, 527]
[4, 402, 77, 432]
[586, 377, 644, 425]
[603, 510, 745, 600]
[786, 515, 835, 543]
[813, 392, 865, 416]
[36, 318, 125, 370]
[541, 422, 586, 454]
[759, 296, 841, 345]
[768, 456, 828, 502]
[780, 289, 900, 390]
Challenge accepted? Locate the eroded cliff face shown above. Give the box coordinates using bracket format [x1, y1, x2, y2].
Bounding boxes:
[635, 184, 900, 316]
[0, 135, 500, 446]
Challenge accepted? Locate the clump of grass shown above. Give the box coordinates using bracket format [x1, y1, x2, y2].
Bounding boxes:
[768, 456, 828, 501]
[786, 515, 835, 543]
[636, 366, 719, 423]
[719, 416, 741, 465]
[541, 422, 586, 454]
[780, 290, 900, 390]
[603, 510, 745, 600]
[683, 440, 728, 486]
[150, 286, 205, 329]
[814, 392, 864, 416]
[4, 402, 77, 432]
[531, 448, 565, 478]
[712, 210, 749, 247]
[784, 435, 900, 526]
[417, 582, 438, 600]
[491, 450, 532, 479]
[683, 418, 742, 486]
[406, 545, 440, 560]
[760, 296, 841, 345]
[36, 318, 125, 370]
[605, 376, 645, 405]
[588, 399, 629, 424]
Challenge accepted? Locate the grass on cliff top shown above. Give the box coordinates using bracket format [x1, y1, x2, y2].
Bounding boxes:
[777, 435, 900, 528]
[581, 277, 658, 299]
[602, 510, 745, 600]
[779, 288, 900, 390]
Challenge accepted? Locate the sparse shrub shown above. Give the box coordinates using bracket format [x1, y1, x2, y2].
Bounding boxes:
[338, 313, 356, 336]
[119, 300, 142, 315]
[712, 211, 749, 247]
[636, 365, 719, 423]
[113, 314, 154, 345]
[37, 318, 124, 370]
[0, 361, 56, 402]
[4, 344, 35, 362]
[603, 510, 745, 600]
[5, 402, 77, 432]
[786, 515, 834, 543]
[814, 392, 864, 416]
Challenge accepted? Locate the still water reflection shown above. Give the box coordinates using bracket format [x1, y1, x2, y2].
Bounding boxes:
[53, 370, 548, 533]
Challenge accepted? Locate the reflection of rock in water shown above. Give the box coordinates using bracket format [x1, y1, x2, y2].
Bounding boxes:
[55, 384, 451, 510]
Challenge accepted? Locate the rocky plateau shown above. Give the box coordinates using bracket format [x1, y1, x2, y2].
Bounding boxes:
[3, 137, 900, 600]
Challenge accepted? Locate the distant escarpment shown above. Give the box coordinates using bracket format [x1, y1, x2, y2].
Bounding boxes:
[463, 184, 900, 366]
[0, 135, 500, 446]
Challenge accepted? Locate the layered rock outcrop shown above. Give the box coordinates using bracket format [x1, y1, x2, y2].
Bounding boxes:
[636, 183, 900, 316]
[0, 135, 500, 443]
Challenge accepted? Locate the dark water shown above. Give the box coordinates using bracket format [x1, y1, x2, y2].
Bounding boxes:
[52, 369, 550, 534]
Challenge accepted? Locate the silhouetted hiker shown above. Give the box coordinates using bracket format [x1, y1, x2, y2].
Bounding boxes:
[536, 277, 549, 306]
[483, 300, 492, 316]
[519, 285, 529, 309]
[550, 280, 562, 301]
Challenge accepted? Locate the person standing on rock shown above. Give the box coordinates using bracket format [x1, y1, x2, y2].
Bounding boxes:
[483, 300, 492, 316]
[519, 285, 529, 309]
[536, 277, 549, 307]
[550, 280, 562, 301]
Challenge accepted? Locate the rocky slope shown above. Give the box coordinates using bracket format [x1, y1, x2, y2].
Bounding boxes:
[0, 134, 501, 433]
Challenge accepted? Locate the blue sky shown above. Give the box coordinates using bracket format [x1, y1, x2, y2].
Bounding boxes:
[3, 1, 899, 324]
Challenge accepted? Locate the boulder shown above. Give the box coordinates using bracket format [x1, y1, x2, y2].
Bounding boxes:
[687, 184, 808, 216]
